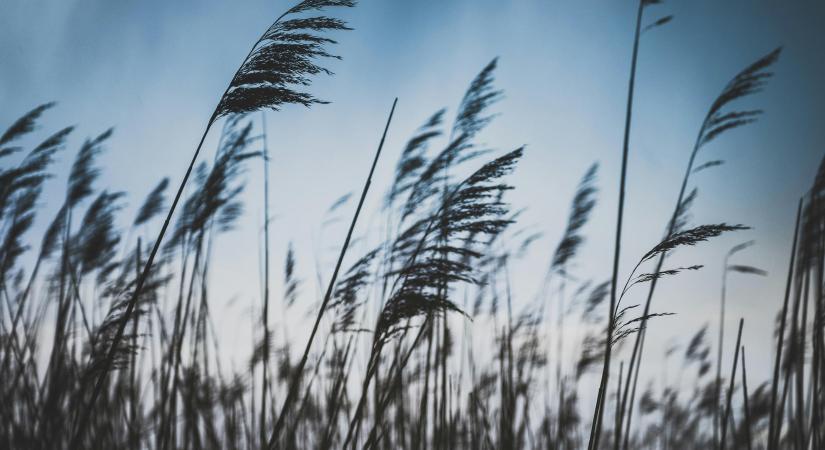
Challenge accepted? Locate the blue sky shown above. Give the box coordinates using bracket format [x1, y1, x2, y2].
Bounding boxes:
[2, 0, 823, 397]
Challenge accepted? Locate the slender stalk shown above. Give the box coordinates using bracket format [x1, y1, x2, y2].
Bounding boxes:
[590, 2, 643, 449]
[716, 250, 732, 448]
[615, 361, 623, 449]
[440, 311, 448, 449]
[129, 239, 142, 450]
[260, 109, 272, 448]
[267, 98, 397, 449]
[621, 327, 643, 450]
[741, 346, 753, 450]
[419, 316, 434, 449]
[720, 318, 744, 450]
[768, 199, 802, 449]
[795, 267, 810, 448]
[811, 209, 824, 450]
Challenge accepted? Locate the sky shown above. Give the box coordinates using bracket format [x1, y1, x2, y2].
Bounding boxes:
[1, 0, 824, 401]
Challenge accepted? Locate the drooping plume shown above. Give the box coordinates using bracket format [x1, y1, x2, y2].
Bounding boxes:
[214, 0, 356, 118]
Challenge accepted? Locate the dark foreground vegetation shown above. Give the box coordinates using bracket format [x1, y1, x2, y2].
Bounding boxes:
[1, 1, 822, 449]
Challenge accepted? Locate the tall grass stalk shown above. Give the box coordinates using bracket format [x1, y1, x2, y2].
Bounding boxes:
[741, 346, 753, 450]
[720, 318, 744, 449]
[588, 1, 644, 449]
[267, 98, 397, 448]
[259, 110, 272, 448]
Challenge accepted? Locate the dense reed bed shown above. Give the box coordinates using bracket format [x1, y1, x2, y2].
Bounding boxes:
[1, 0, 822, 449]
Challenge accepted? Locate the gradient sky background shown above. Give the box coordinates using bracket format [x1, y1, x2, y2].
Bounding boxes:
[2, 0, 824, 401]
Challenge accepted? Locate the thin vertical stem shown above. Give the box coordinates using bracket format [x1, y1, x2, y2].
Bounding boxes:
[268, 98, 397, 449]
[615, 361, 623, 449]
[795, 267, 810, 448]
[259, 109, 272, 448]
[591, 2, 643, 449]
[768, 198, 802, 449]
[716, 253, 731, 449]
[130, 239, 142, 450]
[720, 318, 744, 450]
[741, 346, 753, 450]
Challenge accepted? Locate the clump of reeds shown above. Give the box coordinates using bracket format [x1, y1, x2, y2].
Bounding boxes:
[2, 1, 820, 449]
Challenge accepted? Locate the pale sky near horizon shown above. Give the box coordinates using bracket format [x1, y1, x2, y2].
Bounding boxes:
[2, 0, 824, 408]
